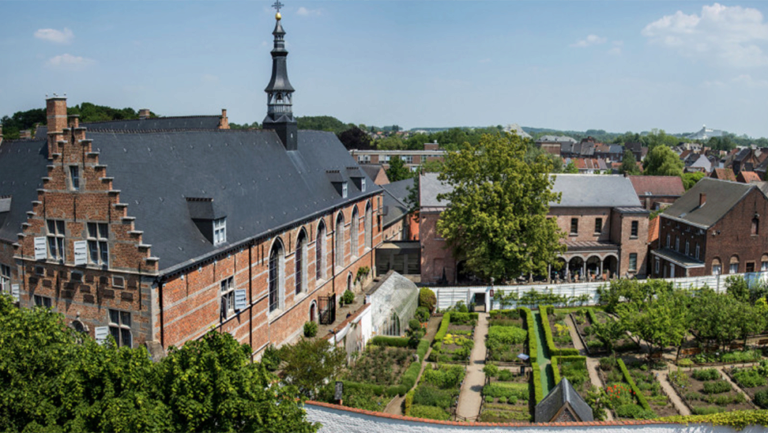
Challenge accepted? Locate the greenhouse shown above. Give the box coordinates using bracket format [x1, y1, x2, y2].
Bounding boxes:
[366, 271, 419, 337]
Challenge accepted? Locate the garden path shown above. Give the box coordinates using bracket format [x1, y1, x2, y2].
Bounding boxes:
[715, 366, 755, 406]
[383, 347, 433, 415]
[565, 315, 614, 421]
[455, 312, 489, 420]
[655, 371, 690, 416]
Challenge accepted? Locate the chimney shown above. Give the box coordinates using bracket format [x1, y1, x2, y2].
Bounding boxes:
[67, 114, 80, 129]
[138, 108, 150, 120]
[218, 108, 230, 130]
[699, 193, 707, 207]
[19, 130, 31, 139]
[46, 96, 67, 159]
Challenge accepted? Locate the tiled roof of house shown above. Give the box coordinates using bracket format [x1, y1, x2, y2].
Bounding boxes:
[628, 176, 685, 197]
[710, 168, 737, 181]
[648, 216, 660, 244]
[737, 171, 762, 183]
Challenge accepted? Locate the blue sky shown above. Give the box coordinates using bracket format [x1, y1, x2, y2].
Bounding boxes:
[3, 1, 768, 137]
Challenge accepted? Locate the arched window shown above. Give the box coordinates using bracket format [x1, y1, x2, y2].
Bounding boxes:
[295, 230, 307, 295]
[762, 254, 768, 272]
[365, 202, 373, 249]
[269, 239, 284, 313]
[752, 217, 759, 235]
[350, 207, 359, 258]
[730, 255, 739, 274]
[335, 212, 345, 268]
[316, 220, 326, 281]
[712, 258, 722, 276]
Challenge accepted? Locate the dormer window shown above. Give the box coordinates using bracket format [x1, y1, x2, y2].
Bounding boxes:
[342, 182, 348, 199]
[361, 178, 367, 192]
[214, 217, 227, 245]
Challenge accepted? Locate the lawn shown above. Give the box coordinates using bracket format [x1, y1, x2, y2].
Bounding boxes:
[726, 361, 768, 409]
[486, 309, 528, 365]
[479, 366, 532, 423]
[409, 363, 466, 420]
[669, 368, 754, 415]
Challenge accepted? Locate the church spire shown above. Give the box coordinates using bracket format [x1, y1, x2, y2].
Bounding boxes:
[263, 0, 298, 151]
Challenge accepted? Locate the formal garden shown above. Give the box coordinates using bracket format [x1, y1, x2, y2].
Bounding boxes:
[669, 367, 754, 414]
[726, 361, 768, 409]
[479, 364, 532, 422]
[486, 309, 527, 364]
[571, 307, 638, 355]
[429, 307, 478, 364]
[406, 363, 466, 420]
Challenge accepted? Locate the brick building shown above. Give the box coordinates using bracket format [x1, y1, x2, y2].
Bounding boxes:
[651, 178, 768, 278]
[350, 141, 445, 171]
[628, 175, 685, 211]
[0, 12, 383, 359]
[418, 173, 649, 284]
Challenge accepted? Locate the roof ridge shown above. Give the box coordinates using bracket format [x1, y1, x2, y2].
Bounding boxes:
[87, 128, 264, 134]
[82, 115, 220, 125]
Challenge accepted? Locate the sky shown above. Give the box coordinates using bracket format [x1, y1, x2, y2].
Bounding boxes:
[3, 1, 768, 137]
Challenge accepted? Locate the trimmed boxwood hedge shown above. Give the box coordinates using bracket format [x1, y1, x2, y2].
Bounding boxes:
[540, 305, 579, 357]
[404, 389, 415, 416]
[519, 307, 537, 363]
[371, 336, 410, 347]
[586, 308, 599, 325]
[617, 358, 651, 411]
[531, 361, 543, 403]
[433, 314, 451, 346]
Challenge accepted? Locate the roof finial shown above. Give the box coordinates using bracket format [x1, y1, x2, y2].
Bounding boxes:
[272, 0, 284, 20]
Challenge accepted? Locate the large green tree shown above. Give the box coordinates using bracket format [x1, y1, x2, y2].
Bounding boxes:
[619, 149, 641, 175]
[436, 132, 566, 282]
[279, 338, 347, 398]
[386, 156, 413, 181]
[643, 145, 683, 177]
[0, 295, 319, 433]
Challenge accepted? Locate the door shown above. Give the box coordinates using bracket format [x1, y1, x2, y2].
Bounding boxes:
[747, 262, 755, 273]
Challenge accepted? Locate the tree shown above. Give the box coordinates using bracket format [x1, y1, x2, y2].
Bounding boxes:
[279, 338, 346, 398]
[564, 161, 579, 173]
[617, 290, 689, 360]
[619, 149, 640, 175]
[386, 156, 413, 181]
[590, 318, 625, 354]
[376, 135, 405, 150]
[337, 126, 373, 150]
[682, 172, 705, 190]
[436, 132, 566, 282]
[0, 294, 318, 433]
[643, 145, 683, 177]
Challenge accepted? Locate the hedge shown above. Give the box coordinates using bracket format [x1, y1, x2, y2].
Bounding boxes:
[519, 307, 537, 363]
[617, 358, 651, 411]
[661, 409, 768, 430]
[586, 308, 599, 325]
[433, 313, 451, 346]
[404, 389, 415, 416]
[551, 356, 587, 385]
[371, 336, 410, 347]
[531, 361, 543, 404]
[449, 312, 478, 325]
[540, 305, 580, 357]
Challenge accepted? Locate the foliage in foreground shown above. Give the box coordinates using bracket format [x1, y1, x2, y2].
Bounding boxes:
[0, 295, 318, 433]
[661, 410, 768, 431]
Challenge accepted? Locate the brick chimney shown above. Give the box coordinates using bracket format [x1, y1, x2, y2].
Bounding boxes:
[46, 96, 67, 159]
[139, 108, 150, 120]
[699, 193, 707, 206]
[218, 108, 230, 130]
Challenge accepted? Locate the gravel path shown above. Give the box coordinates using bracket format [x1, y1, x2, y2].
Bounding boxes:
[655, 371, 691, 416]
[455, 312, 489, 421]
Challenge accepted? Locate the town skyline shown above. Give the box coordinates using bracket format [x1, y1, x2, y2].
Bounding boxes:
[3, 1, 768, 136]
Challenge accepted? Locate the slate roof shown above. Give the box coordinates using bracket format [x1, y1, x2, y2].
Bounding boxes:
[628, 176, 685, 197]
[551, 175, 641, 208]
[535, 378, 593, 423]
[0, 139, 49, 243]
[0, 130, 379, 273]
[35, 116, 222, 136]
[662, 177, 755, 228]
[381, 178, 413, 227]
[360, 165, 389, 185]
[419, 173, 452, 208]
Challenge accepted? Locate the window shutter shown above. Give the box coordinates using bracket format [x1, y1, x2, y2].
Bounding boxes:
[95, 326, 109, 345]
[34, 237, 47, 260]
[74, 241, 87, 266]
[234, 289, 247, 310]
[11, 284, 19, 302]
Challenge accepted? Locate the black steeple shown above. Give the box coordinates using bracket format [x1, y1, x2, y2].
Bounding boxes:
[263, 1, 298, 151]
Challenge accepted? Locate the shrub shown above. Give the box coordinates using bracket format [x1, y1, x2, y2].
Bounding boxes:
[678, 359, 694, 368]
[484, 396, 493, 403]
[732, 369, 767, 388]
[419, 288, 437, 312]
[498, 396, 507, 404]
[599, 357, 616, 371]
[618, 359, 651, 411]
[531, 361, 543, 403]
[519, 307, 537, 363]
[413, 384, 452, 409]
[262, 344, 281, 371]
[483, 363, 499, 378]
[371, 336, 410, 347]
[449, 312, 478, 325]
[497, 370, 514, 382]
[303, 321, 318, 338]
[487, 326, 527, 346]
[422, 364, 465, 389]
[410, 404, 450, 420]
[616, 404, 657, 419]
[539, 305, 579, 356]
[754, 389, 768, 409]
[404, 390, 415, 416]
[482, 382, 529, 400]
[341, 289, 355, 305]
[721, 350, 762, 364]
[692, 406, 725, 415]
[433, 314, 451, 345]
[703, 381, 732, 394]
[415, 307, 430, 323]
[693, 369, 721, 381]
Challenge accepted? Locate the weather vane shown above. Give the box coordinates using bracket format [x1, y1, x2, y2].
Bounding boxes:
[272, 0, 284, 13]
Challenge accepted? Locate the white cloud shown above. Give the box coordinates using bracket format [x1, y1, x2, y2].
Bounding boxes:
[46, 53, 95, 70]
[297, 6, 321, 16]
[571, 34, 606, 48]
[34, 28, 74, 44]
[642, 3, 768, 68]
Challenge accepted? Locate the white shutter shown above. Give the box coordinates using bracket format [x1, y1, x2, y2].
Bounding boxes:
[34, 237, 47, 260]
[95, 326, 109, 345]
[74, 241, 87, 266]
[11, 284, 19, 302]
[234, 289, 247, 310]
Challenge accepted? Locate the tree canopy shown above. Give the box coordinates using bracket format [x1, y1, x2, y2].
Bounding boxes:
[643, 145, 683, 177]
[386, 156, 413, 182]
[0, 295, 319, 433]
[619, 149, 641, 175]
[436, 132, 565, 282]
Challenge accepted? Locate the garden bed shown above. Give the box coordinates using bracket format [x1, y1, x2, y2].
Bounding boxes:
[726, 361, 768, 409]
[598, 357, 657, 420]
[685, 349, 764, 367]
[479, 366, 532, 423]
[407, 363, 466, 420]
[429, 312, 477, 364]
[571, 308, 638, 355]
[669, 368, 754, 415]
[486, 310, 528, 365]
[624, 362, 679, 417]
[543, 307, 576, 353]
[552, 356, 590, 395]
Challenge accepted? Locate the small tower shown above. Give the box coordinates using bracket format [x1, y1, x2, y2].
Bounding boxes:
[263, 1, 298, 151]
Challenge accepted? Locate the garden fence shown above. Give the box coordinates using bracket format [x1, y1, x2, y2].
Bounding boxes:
[430, 272, 768, 311]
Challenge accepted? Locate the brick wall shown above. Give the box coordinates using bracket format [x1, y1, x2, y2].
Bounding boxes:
[419, 210, 455, 284]
[549, 207, 612, 242]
